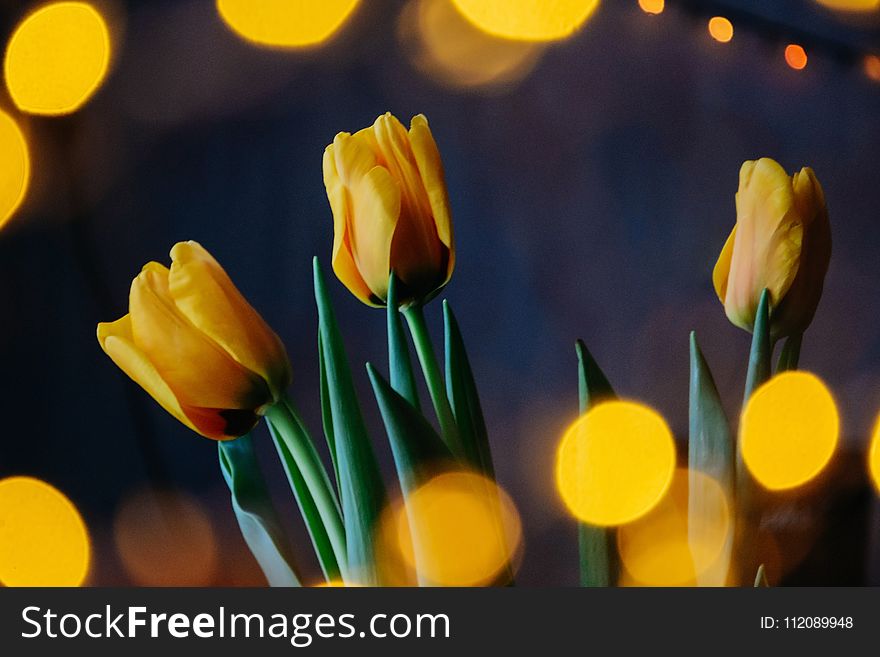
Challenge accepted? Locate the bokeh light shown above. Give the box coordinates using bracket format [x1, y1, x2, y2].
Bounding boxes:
[397, 471, 522, 586]
[216, 0, 361, 48]
[741, 372, 839, 491]
[0, 110, 29, 231]
[114, 488, 218, 586]
[708, 17, 734, 43]
[785, 44, 808, 70]
[450, 0, 601, 42]
[4, 2, 111, 115]
[864, 55, 880, 82]
[556, 401, 676, 526]
[0, 476, 90, 586]
[813, 0, 880, 12]
[638, 0, 664, 15]
[869, 416, 880, 492]
[618, 469, 731, 586]
[399, 0, 544, 91]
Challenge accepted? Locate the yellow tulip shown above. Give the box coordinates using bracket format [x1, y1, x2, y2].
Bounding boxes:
[713, 158, 831, 339]
[98, 241, 291, 440]
[323, 112, 454, 307]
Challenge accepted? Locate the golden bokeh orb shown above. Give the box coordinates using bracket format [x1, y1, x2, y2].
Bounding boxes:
[216, 0, 361, 48]
[397, 471, 522, 586]
[0, 110, 29, 230]
[451, 0, 601, 42]
[638, 0, 665, 15]
[708, 17, 734, 43]
[813, 0, 880, 12]
[741, 372, 839, 491]
[618, 469, 731, 586]
[4, 2, 111, 115]
[869, 416, 880, 493]
[785, 44, 808, 70]
[0, 476, 90, 586]
[556, 401, 676, 526]
[114, 488, 218, 586]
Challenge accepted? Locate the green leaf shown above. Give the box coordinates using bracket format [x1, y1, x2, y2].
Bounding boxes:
[737, 289, 772, 585]
[777, 333, 802, 372]
[443, 300, 494, 476]
[218, 435, 302, 587]
[688, 332, 734, 586]
[367, 363, 452, 496]
[575, 339, 618, 587]
[404, 304, 464, 457]
[314, 257, 387, 585]
[743, 288, 772, 404]
[754, 564, 769, 587]
[318, 333, 340, 490]
[387, 275, 420, 409]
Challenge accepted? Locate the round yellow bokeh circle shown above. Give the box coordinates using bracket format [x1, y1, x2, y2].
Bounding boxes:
[0, 476, 90, 586]
[869, 417, 880, 493]
[451, 0, 600, 42]
[741, 371, 839, 491]
[216, 0, 361, 48]
[555, 400, 676, 526]
[0, 110, 29, 230]
[4, 2, 111, 115]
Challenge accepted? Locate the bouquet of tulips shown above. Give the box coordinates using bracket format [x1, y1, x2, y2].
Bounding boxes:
[98, 113, 514, 587]
[98, 109, 837, 586]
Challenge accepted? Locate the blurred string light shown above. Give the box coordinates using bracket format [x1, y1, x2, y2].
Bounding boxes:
[450, 0, 601, 42]
[395, 471, 522, 586]
[618, 469, 731, 586]
[869, 416, 880, 492]
[0, 476, 90, 587]
[639, 0, 665, 14]
[556, 401, 676, 526]
[398, 0, 544, 91]
[4, 2, 111, 115]
[0, 110, 29, 230]
[863, 53, 880, 79]
[114, 487, 218, 586]
[813, 0, 880, 12]
[216, 0, 361, 48]
[785, 43, 809, 70]
[740, 372, 839, 491]
[708, 16, 734, 42]
[669, 1, 880, 82]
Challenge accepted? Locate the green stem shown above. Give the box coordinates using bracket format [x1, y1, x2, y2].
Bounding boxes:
[265, 397, 347, 580]
[403, 304, 464, 456]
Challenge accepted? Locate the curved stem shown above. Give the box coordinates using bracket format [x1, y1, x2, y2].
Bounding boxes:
[403, 304, 463, 457]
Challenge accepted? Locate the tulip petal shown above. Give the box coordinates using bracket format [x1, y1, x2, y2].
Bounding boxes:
[348, 165, 400, 301]
[409, 114, 453, 251]
[97, 315, 198, 434]
[324, 144, 376, 306]
[712, 226, 736, 304]
[168, 241, 291, 399]
[129, 261, 271, 411]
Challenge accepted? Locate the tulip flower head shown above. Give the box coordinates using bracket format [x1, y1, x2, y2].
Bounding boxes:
[98, 242, 291, 440]
[713, 158, 831, 340]
[323, 112, 454, 307]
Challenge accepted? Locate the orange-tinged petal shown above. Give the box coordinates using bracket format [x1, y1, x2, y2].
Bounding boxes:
[167, 241, 291, 399]
[97, 315, 197, 433]
[712, 225, 735, 304]
[348, 165, 400, 300]
[129, 262, 270, 411]
[324, 143, 375, 305]
[409, 114, 453, 250]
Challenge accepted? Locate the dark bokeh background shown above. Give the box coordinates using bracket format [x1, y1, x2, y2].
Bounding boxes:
[0, 0, 878, 585]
